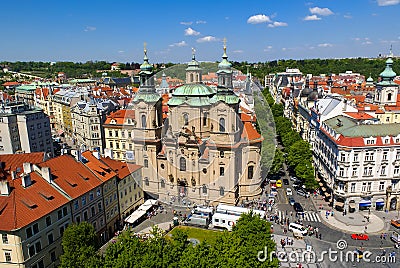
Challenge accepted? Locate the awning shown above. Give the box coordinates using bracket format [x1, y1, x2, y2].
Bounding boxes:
[375, 198, 385, 206]
[335, 201, 344, 207]
[359, 200, 371, 207]
[124, 199, 158, 224]
[319, 182, 324, 187]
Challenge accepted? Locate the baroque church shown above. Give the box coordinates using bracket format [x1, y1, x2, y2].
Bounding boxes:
[129, 43, 264, 205]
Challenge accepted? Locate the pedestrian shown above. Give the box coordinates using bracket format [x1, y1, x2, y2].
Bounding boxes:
[380, 233, 383, 239]
[319, 233, 322, 240]
[383, 233, 387, 239]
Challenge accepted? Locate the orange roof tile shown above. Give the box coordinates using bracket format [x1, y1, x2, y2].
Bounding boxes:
[81, 151, 117, 182]
[104, 110, 135, 124]
[101, 157, 142, 180]
[0, 153, 45, 176]
[38, 155, 102, 199]
[344, 112, 374, 120]
[241, 122, 262, 142]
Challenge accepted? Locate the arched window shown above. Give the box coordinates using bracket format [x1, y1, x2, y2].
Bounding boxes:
[248, 166, 254, 180]
[202, 184, 207, 195]
[180, 157, 186, 171]
[141, 114, 146, 129]
[219, 117, 225, 132]
[190, 73, 194, 83]
[219, 186, 225, 196]
[144, 177, 149, 186]
[203, 112, 208, 126]
[388, 93, 392, 101]
[183, 113, 189, 126]
[144, 159, 148, 168]
[160, 179, 165, 188]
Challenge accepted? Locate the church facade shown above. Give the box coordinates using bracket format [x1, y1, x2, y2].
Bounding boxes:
[109, 44, 264, 206]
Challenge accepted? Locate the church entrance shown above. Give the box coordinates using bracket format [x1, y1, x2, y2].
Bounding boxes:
[178, 179, 188, 198]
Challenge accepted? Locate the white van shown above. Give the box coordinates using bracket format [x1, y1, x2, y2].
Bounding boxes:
[288, 223, 307, 235]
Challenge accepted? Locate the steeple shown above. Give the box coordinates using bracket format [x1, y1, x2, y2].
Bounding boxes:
[375, 47, 398, 106]
[379, 47, 396, 83]
[185, 48, 202, 84]
[217, 38, 233, 89]
[132, 43, 160, 103]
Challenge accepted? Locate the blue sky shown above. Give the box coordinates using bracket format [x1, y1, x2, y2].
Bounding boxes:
[1, 0, 400, 63]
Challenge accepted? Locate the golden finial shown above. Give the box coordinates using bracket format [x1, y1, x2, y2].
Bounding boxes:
[223, 37, 227, 53]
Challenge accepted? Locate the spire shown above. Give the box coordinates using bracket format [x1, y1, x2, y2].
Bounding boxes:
[191, 47, 196, 61]
[218, 37, 232, 70]
[140, 42, 152, 72]
[379, 47, 396, 82]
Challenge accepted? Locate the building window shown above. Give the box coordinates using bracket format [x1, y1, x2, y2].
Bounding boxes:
[381, 166, 387, 176]
[82, 196, 86, 206]
[48, 233, 54, 244]
[394, 166, 399, 175]
[350, 183, 356, 193]
[83, 211, 88, 221]
[361, 182, 367, 192]
[220, 151, 224, 158]
[352, 167, 358, 177]
[365, 152, 374, 161]
[46, 216, 52, 227]
[145, 177, 149, 186]
[161, 179, 165, 188]
[180, 157, 186, 171]
[144, 159, 149, 168]
[141, 114, 146, 128]
[219, 118, 225, 132]
[248, 166, 254, 179]
[4, 252, 11, 262]
[220, 166, 225, 176]
[383, 151, 388, 160]
[51, 251, 56, 262]
[363, 166, 373, 176]
[339, 167, 344, 177]
[183, 113, 189, 126]
[98, 202, 102, 212]
[2, 234, 8, 244]
[109, 130, 112, 137]
[74, 200, 79, 210]
[379, 182, 385, 191]
[340, 153, 346, 162]
[202, 184, 207, 195]
[219, 186, 225, 196]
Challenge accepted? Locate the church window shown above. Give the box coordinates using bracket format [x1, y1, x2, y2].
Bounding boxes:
[248, 166, 254, 180]
[388, 93, 392, 101]
[202, 184, 207, 195]
[220, 166, 225, 176]
[219, 187, 225, 196]
[144, 159, 148, 168]
[144, 177, 149, 186]
[141, 114, 146, 128]
[190, 73, 194, 83]
[180, 157, 186, 171]
[203, 113, 208, 126]
[219, 118, 225, 132]
[161, 179, 165, 188]
[183, 113, 189, 126]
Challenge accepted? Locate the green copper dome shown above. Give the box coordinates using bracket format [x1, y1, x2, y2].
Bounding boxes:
[140, 48, 153, 73]
[379, 57, 396, 81]
[366, 76, 373, 82]
[172, 83, 216, 96]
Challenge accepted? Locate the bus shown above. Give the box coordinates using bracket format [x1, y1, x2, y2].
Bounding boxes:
[215, 204, 266, 219]
[212, 212, 240, 231]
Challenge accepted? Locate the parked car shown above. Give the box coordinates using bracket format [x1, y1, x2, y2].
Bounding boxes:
[276, 180, 282, 188]
[286, 188, 293, 196]
[283, 178, 289, 185]
[391, 219, 400, 228]
[296, 188, 310, 198]
[270, 187, 278, 196]
[351, 234, 369, 240]
[289, 197, 295, 206]
[293, 202, 304, 213]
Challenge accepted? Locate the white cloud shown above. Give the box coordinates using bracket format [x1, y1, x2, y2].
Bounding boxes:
[118, 50, 124, 53]
[184, 27, 200, 36]
[196, 36, 218, 43]
[344, 14, 352, 19]
[377, 0, 400, 6]
[196, 20, 206, 24]
[169, 41, 188, 47]
[84, 26, 96, 32]
[362, 41, 373, 45]
[264, 46, 273, 52]
[309, 7, 334, 16]
[180, 21, 193, 25]
[318, 43, 333, 48]
[268, 21, 288, 28]
[304, 15, 321, 21]
[247, 14, 271, 24]
[232, 50, 243, 53]
[282, 48, 287, 51]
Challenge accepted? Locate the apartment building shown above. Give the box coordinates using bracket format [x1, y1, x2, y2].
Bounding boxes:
[0, 102, 53, 156]
[0, 154, 71, 268]
[71, 99, 117, 153]
[314, 115, 400, 212]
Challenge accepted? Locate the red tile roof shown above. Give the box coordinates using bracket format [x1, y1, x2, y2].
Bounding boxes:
[104, 110, 135, 124]
[81, 151, 117, 182]
[241, 122, 263, 142]
[101, 157, 142, 180]
[0, 153, 45, 176]
[38, 155, 102, 199]
[344, 112, 375, 120]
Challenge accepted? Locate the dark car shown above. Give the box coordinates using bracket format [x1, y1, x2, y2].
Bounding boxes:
[293, 202, 304, 213]
[283, 178, 289, 185]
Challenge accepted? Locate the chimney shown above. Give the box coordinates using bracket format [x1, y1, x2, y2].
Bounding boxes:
[92, 151, 100, 160]
[23, 162, 32, 174]
[0, 180, 10, 195]
[41, 167, 52, 183]
[21, 174, 32, 188]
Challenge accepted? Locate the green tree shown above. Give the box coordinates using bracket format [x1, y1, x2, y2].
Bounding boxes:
[59, 222, 102, 268]
[295, 160, 318, 190]
[287, 140, 312, 168]
[268, 148, 285, 176]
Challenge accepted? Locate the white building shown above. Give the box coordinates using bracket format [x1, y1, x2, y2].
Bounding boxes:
[0, 102, 53, 156]
[314, 115, 400, 212]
